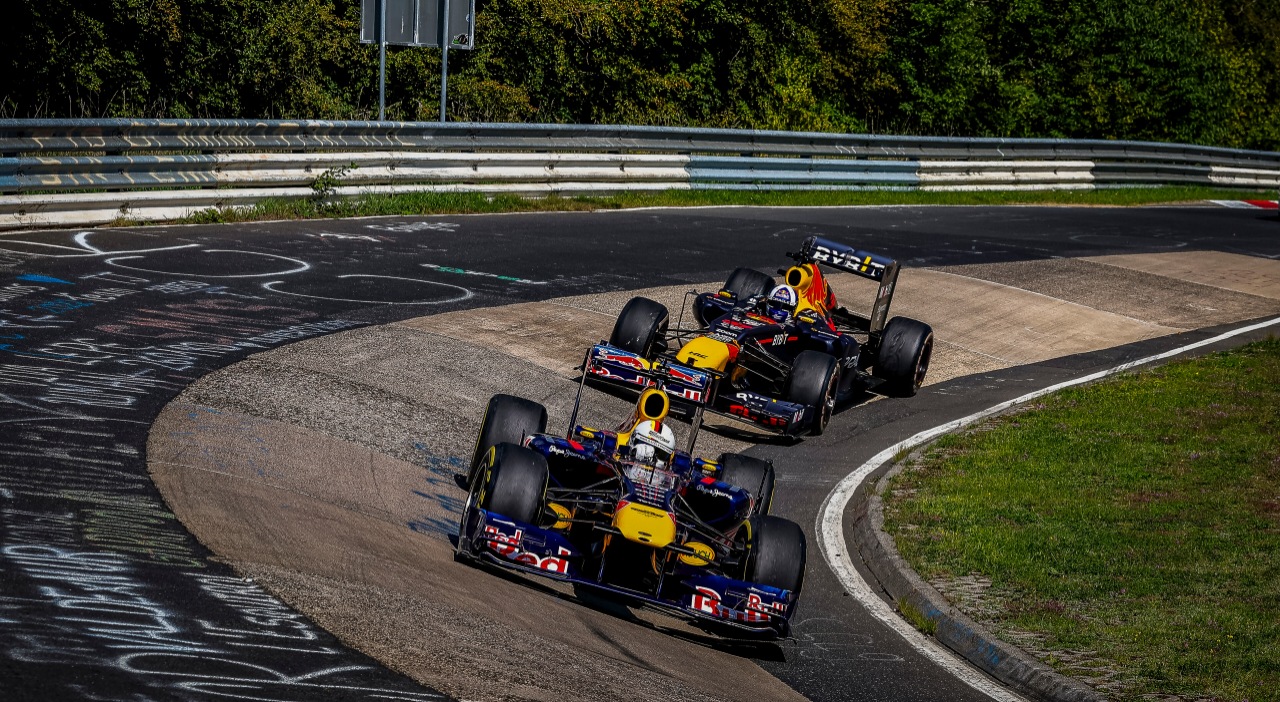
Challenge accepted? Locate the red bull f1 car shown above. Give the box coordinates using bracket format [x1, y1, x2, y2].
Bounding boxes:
[455, 363, 806, 638]
[588, 236, 934, 436]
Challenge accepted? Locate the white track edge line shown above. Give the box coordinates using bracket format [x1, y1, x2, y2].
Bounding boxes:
[817, 314, 1280, 701]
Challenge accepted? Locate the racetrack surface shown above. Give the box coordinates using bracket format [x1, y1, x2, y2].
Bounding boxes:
[2, 205, 1278, 701]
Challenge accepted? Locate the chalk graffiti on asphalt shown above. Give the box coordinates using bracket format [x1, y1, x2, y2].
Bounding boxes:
[0, 365, 179, 407]
[0, 230, 456, 699]
[791, 617, 903, 662]
[146, 280, 266, 300]
[2, 323, 357, 371]
[261, 274, 473, 305]
[0, 231, 200, 259]
[364, 221, 459, 233]
[0, 537, 444, 701]
[0, 282, 49, 304]
[106, 250, 312, 279]
[309, 232, 389, 242]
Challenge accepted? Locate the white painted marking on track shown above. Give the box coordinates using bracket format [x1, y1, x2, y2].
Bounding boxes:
[73, 231, 104, 253]
[818, 314, 1280, 701]
[106, 250, 312, 278]
[262, 275, 473, 305]
[0, 231, 199, 257]
[316, 232, 382, 242]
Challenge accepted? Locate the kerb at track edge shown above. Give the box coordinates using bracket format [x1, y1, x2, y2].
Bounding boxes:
[817, 315, 1280, 702]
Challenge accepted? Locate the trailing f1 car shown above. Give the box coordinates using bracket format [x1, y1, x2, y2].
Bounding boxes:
[455, 365, 807, 638]
[590, 236, 933, 436]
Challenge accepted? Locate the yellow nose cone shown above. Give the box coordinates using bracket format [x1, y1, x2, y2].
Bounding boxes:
[613, 502, 676, 548]
[677, 336, 733, 372]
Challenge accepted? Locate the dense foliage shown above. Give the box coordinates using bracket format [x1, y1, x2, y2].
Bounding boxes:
[5, 0, 1279, 149]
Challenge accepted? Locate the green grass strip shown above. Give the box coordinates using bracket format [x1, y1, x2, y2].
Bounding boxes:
[884, 338, 1280, 701]
[170, 186, 1279, 225]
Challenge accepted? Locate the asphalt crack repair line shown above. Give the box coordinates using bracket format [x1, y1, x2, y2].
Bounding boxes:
[817, 314, 1280, 702]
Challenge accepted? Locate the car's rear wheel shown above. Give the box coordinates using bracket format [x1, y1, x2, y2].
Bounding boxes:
[786, 350, 840, 435]
[873, 317, 934, 397]
[470, 394, 548, 485]
[610, 297, 669, 358]
[743, 515, 806, 595]
[723, 267, 775, 302]
[717, 453, 775, 516]
[477, 442, 548, 525]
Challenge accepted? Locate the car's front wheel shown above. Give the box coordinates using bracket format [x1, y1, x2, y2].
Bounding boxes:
[469, 394, 548, 486]
[610, 296, 669, 358]
[722, 267, 775, 302]
[742, 515, 806, 595]
[475, 442, 548, 525]
[717, 453, 776, 516]
[786, 350, 840, 435]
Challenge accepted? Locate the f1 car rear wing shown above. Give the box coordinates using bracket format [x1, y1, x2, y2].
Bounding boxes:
[798, 236, 897, 282]
[791, 236, 901, 334]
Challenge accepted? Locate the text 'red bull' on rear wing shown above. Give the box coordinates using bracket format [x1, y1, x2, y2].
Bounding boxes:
[572, 343, 716, 453]
[798, 236, 901, 334]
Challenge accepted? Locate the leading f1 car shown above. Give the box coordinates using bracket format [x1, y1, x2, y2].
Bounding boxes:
[455, 361, 806, 638]
[588, 236, 935, 436]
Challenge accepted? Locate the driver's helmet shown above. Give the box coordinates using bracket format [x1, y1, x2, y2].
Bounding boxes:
[765, 284, 799, 323]
[630, 419, 677, 469]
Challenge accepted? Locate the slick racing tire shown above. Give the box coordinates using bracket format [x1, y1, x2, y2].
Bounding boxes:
[610, 296, 670, 358]
[873, 316, 934, 397]
[470, 394, 548, 485]
[723, 267, 776, 302]
[744, 515, 806, 595]
[717, 453, 776, 516]
[786, 350, 840, 436]
[477, 442, 549, 525]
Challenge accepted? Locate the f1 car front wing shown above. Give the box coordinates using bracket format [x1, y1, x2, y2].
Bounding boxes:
[458, 508, 796, 637]
[585, 343, 811, 435]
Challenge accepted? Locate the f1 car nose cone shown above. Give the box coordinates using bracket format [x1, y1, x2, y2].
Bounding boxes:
[613, 501, 676, 548]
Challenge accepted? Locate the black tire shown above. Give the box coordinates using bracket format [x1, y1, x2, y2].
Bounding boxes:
[609, 297, 669, 358]
[786, 350, 840, 435]
[477, 442, 548, 525]
[470, 394, 547, 484]
[743, 515, 806, 594]
[723, 267, 775, 302]
[873, 317, 934, 397]
[718, 453, 776, 516]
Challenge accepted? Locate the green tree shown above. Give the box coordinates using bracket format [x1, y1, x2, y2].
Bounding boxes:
[2, 0, 1277, 150]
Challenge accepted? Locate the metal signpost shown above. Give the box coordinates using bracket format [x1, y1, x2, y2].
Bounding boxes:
[439, 0, 450, 123]
[379, 0, 387, 120]
[360, 0, 475, 122]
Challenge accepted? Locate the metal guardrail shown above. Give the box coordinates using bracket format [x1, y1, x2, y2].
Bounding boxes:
[1, 120, 1277, 229]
